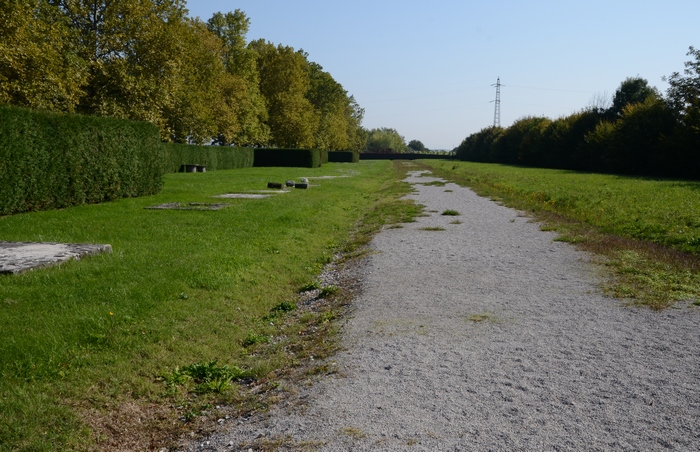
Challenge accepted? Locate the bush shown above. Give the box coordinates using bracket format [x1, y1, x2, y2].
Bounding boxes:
[162, 143, 254, 173]
[328, 151, 359, 163]
[253, 148, 322, 168]
[0, 104, 164, 216]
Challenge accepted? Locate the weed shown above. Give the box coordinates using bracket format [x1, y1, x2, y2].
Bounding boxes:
[320, 311, 337, 323]
[161, 367, 191, 387]
[271, 301, 297, 313]
[420, 227, 445, 231]
[340, 427, 366, 439]
[299, 281, 321, 292]
[421, 180, 446, 187]
[319, 285, 340, 298]
[444, 189, 453, 193]
[242, 333, 271, 347]
[441, 209, 460, 216]
[263, 301, 297, 322]
[466, 312, 499, 323]
[450, 220, 463, 225]
[180, 361, 248, 384]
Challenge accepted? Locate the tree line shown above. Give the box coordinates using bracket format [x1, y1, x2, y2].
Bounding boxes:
[456, 47, 700, 179]
[0, 1, 365, 150]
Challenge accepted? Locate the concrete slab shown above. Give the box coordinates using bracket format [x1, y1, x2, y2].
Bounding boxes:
[144, 202, 231, 210]
[0, 241, 112, 274]
[213, 194, 273, 199]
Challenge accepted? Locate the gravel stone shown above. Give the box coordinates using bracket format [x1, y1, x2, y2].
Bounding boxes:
[180, 169, 700, 451]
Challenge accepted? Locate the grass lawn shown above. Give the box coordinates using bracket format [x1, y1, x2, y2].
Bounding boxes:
[423, 160, 700, 309]
[0, 161, 420, 451]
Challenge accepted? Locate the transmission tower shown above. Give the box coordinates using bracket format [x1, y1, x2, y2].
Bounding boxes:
[492, 77, 502, 128]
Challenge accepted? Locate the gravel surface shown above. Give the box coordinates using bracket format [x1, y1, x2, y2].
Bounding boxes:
[181, 168, 700, 451]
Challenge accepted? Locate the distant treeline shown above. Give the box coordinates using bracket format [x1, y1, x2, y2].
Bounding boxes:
[457, 47, 700, 180]
[0, 1, 365, 151]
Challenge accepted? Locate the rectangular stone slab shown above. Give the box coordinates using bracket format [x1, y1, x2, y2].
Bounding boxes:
[0, 241, 112, 274]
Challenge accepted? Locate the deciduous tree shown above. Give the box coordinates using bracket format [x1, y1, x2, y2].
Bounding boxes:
[365, 127, 406, 153]
[608, 76, 659, 118]
[407, 139, 426, 152]
[207, 10, 269, 146]
[250, 40, 318, 148]
[0, 0, 87, 111]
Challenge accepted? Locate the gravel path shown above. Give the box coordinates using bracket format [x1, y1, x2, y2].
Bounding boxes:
[182, 168, 700, 451]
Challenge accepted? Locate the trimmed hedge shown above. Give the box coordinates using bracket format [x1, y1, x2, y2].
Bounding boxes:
[328, 151, 359, 163]
[253, 148, 322, 168]
[359, 152, 453, 160]
[162, 142, 254, 173]
[0, 105, 164, 216]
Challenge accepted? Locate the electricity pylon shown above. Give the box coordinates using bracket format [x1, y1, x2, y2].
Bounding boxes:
[492, 77, 502, 128]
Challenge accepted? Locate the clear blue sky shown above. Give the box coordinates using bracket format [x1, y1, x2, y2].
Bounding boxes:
[186, 0, 698, 150]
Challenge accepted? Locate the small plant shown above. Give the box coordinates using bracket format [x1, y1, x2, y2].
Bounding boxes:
[299, 281, 321, 292]
[160, 366, 191, 387]
[320, 310, 337, 323]
[466, 312, 499, 323]
[161, 361, 250, 395]
[450, 220, 463, 225]
[181, 360, 248, 383]
[420, 226, 445, 231]
[441, 209, 460, 216]
[319, 285, 340, 298]
[340, 427, 366, 439]
[242, 333, 271, 347]
[271, 301, 296, 313]
[263, 301, 297, 321]
[444, 189, 453, 192]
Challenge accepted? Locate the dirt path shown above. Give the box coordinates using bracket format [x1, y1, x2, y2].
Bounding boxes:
[181, 168, 700, 451]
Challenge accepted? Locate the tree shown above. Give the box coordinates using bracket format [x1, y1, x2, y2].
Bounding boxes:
[662, 46, 700, 178]
[344, 96, 366, 152]
[54, 0, 190, 136]
[407, 140, 427, 152]
[664, 46, 700, 120]
[365, 127, 406, 153]
[608, 77, 659, 118]
[306, 62, 351, 150]
[207, 10, 269, 146]
[164, 18, 231, 144]
[250, 40, 318, 148]
[0, 0, 87, 111]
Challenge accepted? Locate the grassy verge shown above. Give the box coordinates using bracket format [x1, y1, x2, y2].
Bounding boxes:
[0, 161, 419, 451]
[422, 160, 700, 310]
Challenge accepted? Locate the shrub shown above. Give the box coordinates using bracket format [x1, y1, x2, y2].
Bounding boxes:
[162, 142, 254, 173]
[328, 151, 359, 163]
[0, 104, 164, 216]
[253, 148, 322, 168]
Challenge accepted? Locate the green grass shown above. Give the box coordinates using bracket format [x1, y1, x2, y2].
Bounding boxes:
[0, 161, 418, 451]
[423, 160, 700, 309]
